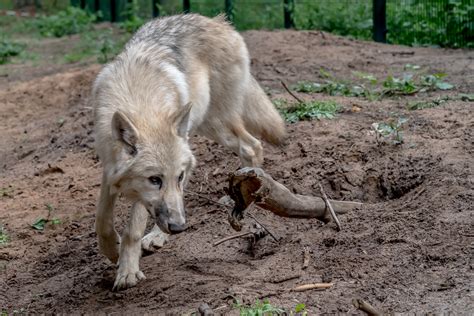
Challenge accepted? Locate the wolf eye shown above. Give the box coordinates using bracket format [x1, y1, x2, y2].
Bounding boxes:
[148, 176, 162, 188]
[178, 172, 184, 183]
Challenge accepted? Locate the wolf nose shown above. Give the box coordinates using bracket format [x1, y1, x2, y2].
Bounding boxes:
[168, 223, 187, 234]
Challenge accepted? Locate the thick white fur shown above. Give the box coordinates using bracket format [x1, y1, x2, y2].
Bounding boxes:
[92, 14, 286, 290]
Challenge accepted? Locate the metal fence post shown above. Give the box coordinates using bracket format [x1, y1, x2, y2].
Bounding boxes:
[373, 0, 386, 43]
[152, 0, 161, 17]
[284, 0, 294, 29]
[225, 0, 233, 22]
[183, 0, 190, 13]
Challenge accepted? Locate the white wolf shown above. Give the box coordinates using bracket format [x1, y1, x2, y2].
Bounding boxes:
[92, 14, 286, 290]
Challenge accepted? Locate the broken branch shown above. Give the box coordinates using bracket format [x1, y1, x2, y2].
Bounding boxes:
[270, 273, 301, 284]
[228, 167, 362, 230]
[292, 283, 333, 292]
[213, 232, 253, 247]
[302, 247, 310, 269]
[280, 80, 304, 104]
[352, 299, 382, 316]
[319, 183, 342, 231]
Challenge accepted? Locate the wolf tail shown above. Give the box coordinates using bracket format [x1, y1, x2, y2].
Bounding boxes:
[242, 76, 287, 145]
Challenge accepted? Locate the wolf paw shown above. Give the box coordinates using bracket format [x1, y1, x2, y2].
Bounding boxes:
[113, 269, 146, 291]
[141, 225, 169, 254]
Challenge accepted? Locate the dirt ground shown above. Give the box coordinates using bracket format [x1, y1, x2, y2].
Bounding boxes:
[0, 30, 473, 314]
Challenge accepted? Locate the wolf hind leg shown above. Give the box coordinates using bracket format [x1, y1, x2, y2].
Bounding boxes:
[201, 121, 263, 167]
[141, 224, 169, 253]
[113, 202, 148, 291]
[95, 172, 120, 263]
[236, 125, 264, 167]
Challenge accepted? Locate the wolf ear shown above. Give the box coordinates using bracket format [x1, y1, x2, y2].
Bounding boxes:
[172, 102, 192, 138]
[111, 111, 139, 156]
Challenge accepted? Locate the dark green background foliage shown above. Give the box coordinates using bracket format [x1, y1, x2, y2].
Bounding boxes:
[1, 0, 471, 47]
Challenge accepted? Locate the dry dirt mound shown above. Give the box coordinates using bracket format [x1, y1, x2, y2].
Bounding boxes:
[0, 31, 473, 314]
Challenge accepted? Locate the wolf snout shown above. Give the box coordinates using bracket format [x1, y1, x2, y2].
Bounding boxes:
[154, 202, 187, 234]
[168, 222, 187, 234]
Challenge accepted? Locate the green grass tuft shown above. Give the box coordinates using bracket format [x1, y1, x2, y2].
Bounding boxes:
[35, 7, 96, 37]
[275, 99, 342, 123]
[0, 39, 25, 64]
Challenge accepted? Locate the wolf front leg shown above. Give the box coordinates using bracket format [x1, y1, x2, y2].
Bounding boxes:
[113, 202, 148, 291]
[95, 172, 120, 263]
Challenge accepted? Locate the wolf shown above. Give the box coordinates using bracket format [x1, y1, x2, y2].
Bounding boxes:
[91, 14, 286, 290]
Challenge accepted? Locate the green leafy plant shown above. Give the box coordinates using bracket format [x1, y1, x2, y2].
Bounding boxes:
[62, 29, 129, 64]
[120, 0, 145, 33]
[372, 116, 408, 145]
[31, 204, 61, 230]
[0, 39, 24, 64]
[0, 225, 9, 244]
[291, 303, 308, 316]
[295, 69, 454, 100]
[382, 74, 419, 96]
[407, 93, 473, 110]
[35, 7, 96, 37]
[275, 99, 341, 123]
[420, 73, 454, 91]
[234, 299, 285, 316]
[0, 186, 14, 198]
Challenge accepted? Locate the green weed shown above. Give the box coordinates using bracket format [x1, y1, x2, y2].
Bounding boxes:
[291, 303, 308, 316]
[119, 0, 146, 33]
[35, 7, 96, 37]
[381, 74, 419, 96]
[419, 73, 454, 91]
[62, 29, 129, 64]
[0, 225, 9, 244]
[234, 299, 285, 316]
[295, 69, 454, 100]
[31, 204, 61, 230]
[372, 116, 408, 145]
[0, 39, 25, 64]
[275, 99, 341, 123]
[407, 93, 474, 110]
[0, 186, 14, 198]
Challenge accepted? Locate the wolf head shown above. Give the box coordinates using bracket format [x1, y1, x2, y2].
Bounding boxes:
[107, 103, 195, 234]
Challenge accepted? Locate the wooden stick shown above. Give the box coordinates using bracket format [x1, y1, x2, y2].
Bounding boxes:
[302, 247, 310, 269]
[228, 167, 361, 229]
[270, 273, 301, 284]
[213, 232, 252, 247]
[292, 283, 333, 292]
[247, 211, 279, 242]
[280, 80, 304, 104]
[352, 299, 382, 316]
[319, 183, 342, 231]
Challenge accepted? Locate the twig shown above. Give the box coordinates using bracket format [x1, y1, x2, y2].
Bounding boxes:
[270, 273, 301, 284]
[302, 247, 310, 269]
[213, 232, 253, 247]
[412, 187, 426, 200]
[319, 184, 342, 231]
[352, 299, 382, 316]
[292, 283, 333, 292]
[280, 80, 304, 104]
[185, 189, 230, 208]
[247, 210, 279, 242]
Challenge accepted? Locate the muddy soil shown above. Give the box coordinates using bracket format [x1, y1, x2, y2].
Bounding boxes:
[0, 30, 473, 314]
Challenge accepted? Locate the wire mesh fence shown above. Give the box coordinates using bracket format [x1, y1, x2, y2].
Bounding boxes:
[1, 0, 472, 47]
